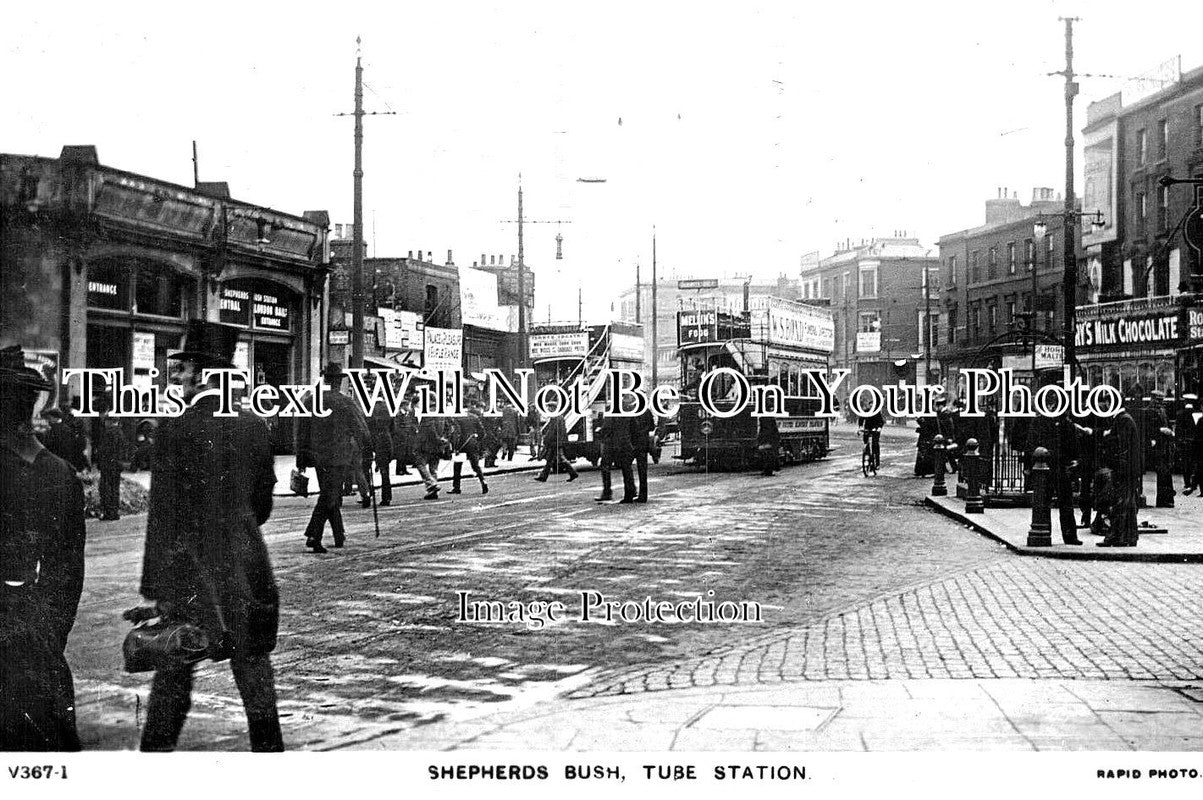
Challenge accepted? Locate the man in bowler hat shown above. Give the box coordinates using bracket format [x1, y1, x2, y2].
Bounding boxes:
[135, 320, 284, 751]
[296, 361, 370, 552]
[0, 345, 86, 751]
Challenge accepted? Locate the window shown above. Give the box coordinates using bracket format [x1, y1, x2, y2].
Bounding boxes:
[424, 284, 440, 323]
[1197, 104, 1203, 147]
[134, 263, 185, 318]
[948, 306, 958, 345]
[947, 254, 958, 287]
[1006, 299, 1017, 325]
[971, 305, 982, 340]
[1136, 128, 1147, 165]
[1007, 242, 1017, 274]
[970, 250, 980, 283]
[1157, 119, 1168, 160]
[1025, 239, 1035, 270]
[1136, 191, 1147, 232]
[987, 247, 998, 279]
[1159, 184, 1170, 231]
[988, 304, 997, 333]
[858, 310, 881, 333]
[859, 264, 878, 298]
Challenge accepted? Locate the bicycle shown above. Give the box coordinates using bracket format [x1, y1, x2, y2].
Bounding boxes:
[860, 428, 881, 476]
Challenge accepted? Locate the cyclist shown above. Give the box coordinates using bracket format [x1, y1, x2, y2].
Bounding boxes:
[858, 407, 884, 473]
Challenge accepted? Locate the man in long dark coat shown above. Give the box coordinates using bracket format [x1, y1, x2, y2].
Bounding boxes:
[296, 362, 369, 552]
[534, 414, 579, 482]
[38, 407, 89, 473]
[366, 394, 395, 506]
[1100, 398, 1142, 547]
[594, 410, 635, 503]
[1148, 390, 1175, 508]
[136, 320, 284, 751]
[500, 402, 520, 461]
[94, 403, 128, 521]
[412, 411, 447, 500]
[757, 415, 781, 476]
[392, 395, 417, 476]
[630, 405, 657, 502]
[1, 346, 86, 751]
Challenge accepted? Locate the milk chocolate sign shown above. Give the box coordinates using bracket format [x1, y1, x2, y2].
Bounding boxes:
[1075, 312, 1180, 349]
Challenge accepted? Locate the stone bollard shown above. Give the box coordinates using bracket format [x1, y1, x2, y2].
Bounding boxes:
[931, 434, 947, 496]
[1026, 446, 1052, 547]
[965, 438, 984, 514]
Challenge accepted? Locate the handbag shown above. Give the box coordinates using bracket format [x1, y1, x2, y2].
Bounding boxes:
[290, 468, 310, 497]
[122, 618, 211, 673]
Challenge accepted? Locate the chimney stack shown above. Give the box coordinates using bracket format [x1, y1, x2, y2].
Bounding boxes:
[408, 250, 414, 259]
[446, 249, 453, 265]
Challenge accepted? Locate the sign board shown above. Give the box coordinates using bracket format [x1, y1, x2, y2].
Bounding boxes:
[251, 290, 290, 331]
[1001, 354, 1029, 373]
[530, 331, 589, 360]
[328, 329, 350, 346]
[678, 310, 718, 345]
[460, 266, 507, 331]
[423, 326, 463, 372]
[379, 308, 425, 351]
[219, 286, 251, 326]
[1075, 311, 1180, 349]
[132, 332, 156, 389]
[609, 332, 644, 363]
[856, 332, 881, 353]
[1034, 344, 1064, 370]
[756, 298, 835, 353]
[677, 278, 720, 290]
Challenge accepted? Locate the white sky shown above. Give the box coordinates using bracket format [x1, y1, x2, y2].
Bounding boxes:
[4, 0, 1203, 323]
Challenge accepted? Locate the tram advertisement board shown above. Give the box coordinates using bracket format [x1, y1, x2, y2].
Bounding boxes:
[754, 298, 835, 353]
[677, 310, 717, 345]
[530, 331, 589, 359]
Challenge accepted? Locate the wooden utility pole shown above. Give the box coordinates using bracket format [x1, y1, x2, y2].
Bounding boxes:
[335, 38, 395, 369]
[651, 228, 658, 386]
[500, 182, 571, 365]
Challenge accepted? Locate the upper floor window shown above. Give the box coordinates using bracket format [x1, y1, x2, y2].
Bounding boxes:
[1157, 119, 1168, 160]
[970, 250, 981, 283]
[1159, 184, 1170, 231]
[1136, 191, 1148, 232]
[1007, 242, 1017, 274]
[1136, 128, 1147, 165]
[987, 247, 998, 280]
[1196, 104, 1203, 147]
[859, 265, 878, 298]
[947, 254, 958, 286]
[1025, 239, 1035, 269]
[424, 284, 440, 323]
[988, 304, 997, 333]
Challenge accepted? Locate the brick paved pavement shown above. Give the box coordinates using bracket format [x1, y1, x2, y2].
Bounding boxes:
[576, 558, 1203, 696]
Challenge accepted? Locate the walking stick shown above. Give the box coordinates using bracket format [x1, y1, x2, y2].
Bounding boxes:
[371, 464, 381, 539]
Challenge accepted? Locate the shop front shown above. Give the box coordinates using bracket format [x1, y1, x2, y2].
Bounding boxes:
[1074, 296, 1184, 397]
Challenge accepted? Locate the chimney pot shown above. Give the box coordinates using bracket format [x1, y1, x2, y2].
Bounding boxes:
[447, 249, 453, 265]
[408, 250, 414, 259]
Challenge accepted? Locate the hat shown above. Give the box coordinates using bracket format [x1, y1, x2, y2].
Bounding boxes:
[320, 361, 346, 381]
[169, 320, 240, 368]
[0, 345, 53, 393]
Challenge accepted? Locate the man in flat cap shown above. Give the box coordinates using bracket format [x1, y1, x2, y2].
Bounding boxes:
[136, 320, 284, 751]
[0, 345, 86, 751]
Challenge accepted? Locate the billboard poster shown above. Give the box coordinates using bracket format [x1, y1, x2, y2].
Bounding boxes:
[459, 266, 507, 331]
[423, 326, 463, 372]
[677, 310, 717, 345]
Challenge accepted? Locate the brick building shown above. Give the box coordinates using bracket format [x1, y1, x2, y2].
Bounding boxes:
[800, 236, 938, 396]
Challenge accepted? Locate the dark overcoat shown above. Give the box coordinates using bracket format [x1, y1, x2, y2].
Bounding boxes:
[367, 404, 395, 464]
[0, 437, 86, 751]
[295, 389, 369, 470]
[140, 397, 279, 659]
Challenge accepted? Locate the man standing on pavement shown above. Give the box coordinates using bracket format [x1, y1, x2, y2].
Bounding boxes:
[1148, 390, 1175, 508]
[630, 401, 656, 502]
[135, 320, 284, 751]
[94, 400, 128, 521]
[500, 401, 519, 461]
[1100, 396, 1142, 547]
[296, 362, 369, 553]
[0, 345, 86, 751]
[449, 402, 488, 495]
[366, 379, 396, 506]
[1026, 371, 1083, 546]
[393, 391, 417, 476]
[526, 405, 542, 459]
[534, 413, 578, 483]
[38, 407, 89, 473]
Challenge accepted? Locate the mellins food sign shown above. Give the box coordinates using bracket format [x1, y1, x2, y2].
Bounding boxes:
[1075, 311, 1181, 349]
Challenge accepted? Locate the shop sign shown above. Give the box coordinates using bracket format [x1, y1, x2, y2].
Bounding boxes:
[219, 286, 251, 326]
[678, 310, 717, 345]
[87, 276, 126, 310]
[252, 291, 289, 331]
[328, 329, 350, 346]
[530, 331, 589, 359]
[1075, 312, 1180, 349]
[1187, 308, 1203, 342]
[1034, 344, 1064, 370]
[423, 326, 463, 372]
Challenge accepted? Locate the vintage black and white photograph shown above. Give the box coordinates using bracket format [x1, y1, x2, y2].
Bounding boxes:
[4, 0, 1203, 791]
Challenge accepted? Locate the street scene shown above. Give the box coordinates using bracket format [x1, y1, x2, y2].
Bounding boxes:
[7, 1, 1203, 784]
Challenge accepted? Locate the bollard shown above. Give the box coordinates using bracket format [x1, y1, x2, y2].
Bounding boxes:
[931, 434, 947, 496]
[1026, 446, 1052, 547]
[964, 438, 984, 514]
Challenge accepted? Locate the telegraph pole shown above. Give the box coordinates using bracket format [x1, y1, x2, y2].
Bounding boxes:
[500, 182, 571, 366]
[1056, 16, 1080, 377]
[335, 38, 395, 369]
[651, 228, 659, 387]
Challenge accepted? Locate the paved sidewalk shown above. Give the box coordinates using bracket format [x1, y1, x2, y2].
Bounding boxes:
[925, 473, 1203, 562]
[373, 678, 1203, 751]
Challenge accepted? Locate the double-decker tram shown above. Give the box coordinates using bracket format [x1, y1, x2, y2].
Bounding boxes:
[676, 296, 835, 469]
